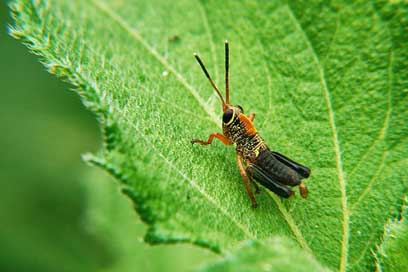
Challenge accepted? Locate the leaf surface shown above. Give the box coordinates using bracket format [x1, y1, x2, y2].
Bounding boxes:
[198, 237, 329, 272]
[10, 0, 408, 271]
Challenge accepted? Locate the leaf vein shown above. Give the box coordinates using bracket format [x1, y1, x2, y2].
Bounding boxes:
[349, 49, 393, 210]
[92, 0, 259, 244]
[93, 0, 221, 128]
[248, 22, 313, 252]
[146, 135, 256, 240]
[349, 230, 378, 269]
[286, 5, 349, 271]
[266, 191, 313, 254]
[75, 69, 256, 242]
[350, 152, 387, 211]
[196, 0, 219, 84]
[348, 50, 393, 178]
[234, 7, 314, 255]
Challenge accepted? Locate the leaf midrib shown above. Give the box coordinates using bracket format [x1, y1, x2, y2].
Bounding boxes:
[286, 5, 396, 270]
[286, 5, 349, 272]
[92, 0, 312, 254]
[93, 0, 220, 128]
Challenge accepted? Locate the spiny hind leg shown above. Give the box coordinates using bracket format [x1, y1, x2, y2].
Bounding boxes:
[236, 153, 257, 208]
[191, 133, 232, 145]
[248, 113, 255, 121]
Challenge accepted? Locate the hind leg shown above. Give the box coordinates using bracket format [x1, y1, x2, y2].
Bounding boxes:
[299, 181, 308, 198]
[236, 153, 257, 208]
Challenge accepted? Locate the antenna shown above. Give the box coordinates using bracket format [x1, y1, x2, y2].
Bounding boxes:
[194, 53, 226, 109]
[225, 40, 230, 104]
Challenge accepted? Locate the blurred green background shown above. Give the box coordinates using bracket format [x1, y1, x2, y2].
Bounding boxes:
[0, 2, 216, 271]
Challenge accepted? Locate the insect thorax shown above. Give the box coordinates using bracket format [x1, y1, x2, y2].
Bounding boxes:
[223, 115, 267, 161]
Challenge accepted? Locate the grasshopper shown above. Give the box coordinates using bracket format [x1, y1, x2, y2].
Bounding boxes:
[192, 41, 311, 208]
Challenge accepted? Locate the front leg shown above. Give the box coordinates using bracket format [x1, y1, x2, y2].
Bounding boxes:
[191, 132, 233, 145]
[248, 113, 255, 122]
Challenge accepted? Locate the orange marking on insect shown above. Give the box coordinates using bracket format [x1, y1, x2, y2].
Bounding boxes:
[238, 114, 257, 136]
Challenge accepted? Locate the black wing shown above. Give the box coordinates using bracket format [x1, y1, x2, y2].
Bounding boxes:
[247, 164, 294, 198]
[271, 151, 311, 179]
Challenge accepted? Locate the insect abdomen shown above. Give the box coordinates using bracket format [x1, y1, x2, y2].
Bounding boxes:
[254, 149, 300, 186]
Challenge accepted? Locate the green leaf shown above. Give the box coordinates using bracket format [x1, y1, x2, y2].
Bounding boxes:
[197, 237, 330, 272]
[375, 197, 408, 272]
[9, 0, 408, 271]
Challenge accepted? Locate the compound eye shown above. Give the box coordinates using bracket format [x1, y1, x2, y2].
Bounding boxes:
[223, 109, 234, 124]
[236, 105, 244, 113]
